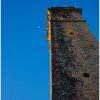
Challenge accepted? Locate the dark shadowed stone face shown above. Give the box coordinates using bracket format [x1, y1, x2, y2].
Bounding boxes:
[48, 7, 99, 100]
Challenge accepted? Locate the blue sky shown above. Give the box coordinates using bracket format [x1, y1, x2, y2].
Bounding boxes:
[2, 0, 99, 100]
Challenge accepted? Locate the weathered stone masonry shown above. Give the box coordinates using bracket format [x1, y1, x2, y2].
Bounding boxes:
[47, 7, 99, 100]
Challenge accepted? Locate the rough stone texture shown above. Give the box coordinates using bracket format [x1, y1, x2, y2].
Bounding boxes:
[47, 7, 99, 100]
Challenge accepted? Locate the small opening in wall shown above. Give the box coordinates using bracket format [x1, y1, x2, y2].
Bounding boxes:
[69, 32, 74, 35]
[83, 73, 90, 77]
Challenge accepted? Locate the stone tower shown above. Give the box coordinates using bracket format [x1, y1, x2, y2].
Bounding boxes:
[47, 7, 99, 100]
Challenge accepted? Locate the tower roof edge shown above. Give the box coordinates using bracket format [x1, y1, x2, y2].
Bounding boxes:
[48, 7, 82, 14]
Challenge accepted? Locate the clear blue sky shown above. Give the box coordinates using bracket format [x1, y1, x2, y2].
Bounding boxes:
[2, 0, 99, 100]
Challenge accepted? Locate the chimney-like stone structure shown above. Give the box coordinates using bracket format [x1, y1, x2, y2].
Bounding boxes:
[47, 7, 99, 100]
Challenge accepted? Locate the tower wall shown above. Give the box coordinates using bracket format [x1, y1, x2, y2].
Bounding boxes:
[47, 7, 99, 100]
